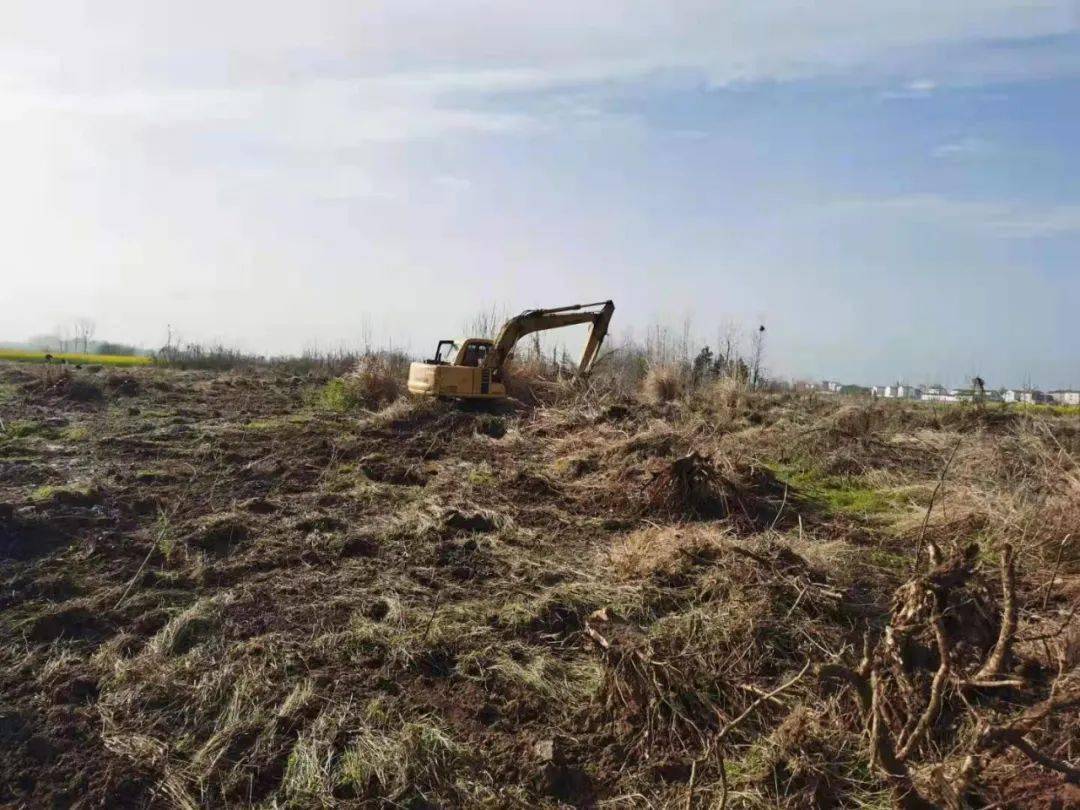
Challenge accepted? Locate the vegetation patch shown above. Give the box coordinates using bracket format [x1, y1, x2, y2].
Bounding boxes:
[772, 462, 906, 519]
[29, 483, 101, 506]
[0, 349, 150, 366]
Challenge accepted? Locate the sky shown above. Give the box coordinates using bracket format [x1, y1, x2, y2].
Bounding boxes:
[1, 1, 1078, 388]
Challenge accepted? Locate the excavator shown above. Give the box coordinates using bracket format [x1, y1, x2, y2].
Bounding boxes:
[407, 300, 615, 399]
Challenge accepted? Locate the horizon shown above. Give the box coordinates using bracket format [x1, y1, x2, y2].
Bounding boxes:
[3, 325, 1075, 393]
[2, 2, 1078, 388]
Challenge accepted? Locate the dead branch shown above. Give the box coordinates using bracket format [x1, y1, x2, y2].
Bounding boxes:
[897, 604, 952, 762]
[970, 687, 1080, 784]
[870, 670, 936, 810]
[974, 544, 1016, 682]
[1008, 736, 1080, 783]
[1041, 534, 1072, 610]
[718, 659, 810, 742]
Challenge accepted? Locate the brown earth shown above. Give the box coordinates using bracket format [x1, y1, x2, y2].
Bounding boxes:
[1, 363, 1077, 808]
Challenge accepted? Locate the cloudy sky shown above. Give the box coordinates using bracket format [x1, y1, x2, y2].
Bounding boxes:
[2, 2, 1079, 387]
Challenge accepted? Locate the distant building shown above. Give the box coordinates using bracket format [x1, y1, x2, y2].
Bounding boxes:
[1049, 390, 1080, 405]
[897, 384, 922, 399]
[922, 386, 957, 403]
[821, 380, 843, 393]
[1003, 389, 1019, 403]
[1020, 390, 1050, 404]
[878, 383, 921, 399]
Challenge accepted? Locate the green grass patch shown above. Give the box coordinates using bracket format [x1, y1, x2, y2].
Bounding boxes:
[61, 425, 90, 441]
[0, 349, 150, 367]
[772, 463, 905, 518]
[244, 418, 283, 431]
[243, 413, 312, 431]
[466, 463, 496, 488]
[861, 547, 911, 572]
[30, 483, 100, 504]
[314, 378, 362, 412]
[4, 420, 50, 439]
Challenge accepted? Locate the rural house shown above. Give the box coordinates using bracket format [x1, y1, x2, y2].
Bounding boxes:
[1049, 390, 1080, 405]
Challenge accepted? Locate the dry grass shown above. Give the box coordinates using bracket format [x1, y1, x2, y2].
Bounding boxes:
[608, 524, 727, 580]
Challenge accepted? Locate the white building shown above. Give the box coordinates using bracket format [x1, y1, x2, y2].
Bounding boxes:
[877, 383, 922, 399]
[821, 380, 843, 393]
[922, 386, 958, 403]
[1049, 390, 1080, 405]
[897, 384, 922, 399]
[1003, 389, 1019, 403]
[1020, 390, 1050, 404]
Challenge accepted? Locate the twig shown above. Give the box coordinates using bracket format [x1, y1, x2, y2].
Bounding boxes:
[421, 589, 444, 642]
[768, 484, 788, 531]
[113, 543, 156, 611]
[913, 437, 962, 572]
[718, 659, 811, 741]
[685, 754, 698, 810]
[1042, 535, 1071, 610]
[718, 749, 729, 810]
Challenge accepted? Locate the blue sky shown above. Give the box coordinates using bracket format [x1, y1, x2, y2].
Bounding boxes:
[2, 2, 1078, 387]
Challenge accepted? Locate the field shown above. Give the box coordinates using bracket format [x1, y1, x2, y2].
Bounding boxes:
[0, 350, 151, 367]
[1, 362, 1078, 808]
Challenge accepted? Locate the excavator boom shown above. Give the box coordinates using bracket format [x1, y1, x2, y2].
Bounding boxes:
[485, 300, 615, 375]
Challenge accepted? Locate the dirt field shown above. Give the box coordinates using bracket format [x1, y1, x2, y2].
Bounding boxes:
[2, 362, 1078, 808]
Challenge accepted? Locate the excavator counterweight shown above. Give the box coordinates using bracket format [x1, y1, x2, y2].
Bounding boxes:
[407, 300, 614, 400]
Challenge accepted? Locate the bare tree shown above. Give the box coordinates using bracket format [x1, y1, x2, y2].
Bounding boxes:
[73, 318, 96, 353]
[463, 302, 511, 340]
[53, 323, 74, 352]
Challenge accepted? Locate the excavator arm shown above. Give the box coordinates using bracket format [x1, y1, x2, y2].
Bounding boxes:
[483, 300, 615, 376]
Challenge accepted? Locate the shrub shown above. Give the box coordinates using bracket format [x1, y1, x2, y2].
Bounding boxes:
[642, 364, 685, 404]
[319, 353, 406, 412]
[706, 375, 751, 415]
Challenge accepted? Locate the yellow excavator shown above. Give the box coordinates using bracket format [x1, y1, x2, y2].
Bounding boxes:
[407, 300, 615, 399]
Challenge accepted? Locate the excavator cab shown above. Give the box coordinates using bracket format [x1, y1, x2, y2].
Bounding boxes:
[408, 300, 614, 400]
[427, 339, 491, 367]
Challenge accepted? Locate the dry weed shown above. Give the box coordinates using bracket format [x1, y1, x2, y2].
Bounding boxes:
[642, 364, 685, 404]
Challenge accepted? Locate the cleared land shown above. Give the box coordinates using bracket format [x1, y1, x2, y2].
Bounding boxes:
[1, 362, 1077, 808]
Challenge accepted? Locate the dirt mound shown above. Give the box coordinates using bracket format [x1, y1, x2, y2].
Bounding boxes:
[358, 453, 429, 485]
[437, 506, 499, 535]
[184, 513, 251, 555]
[104, 373, 140, 397]
[0, 508, 68, 561]
[28, 369, 104, 403]
[24, 603, 112, 643]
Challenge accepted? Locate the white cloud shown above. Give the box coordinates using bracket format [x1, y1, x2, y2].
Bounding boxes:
[932, 137, 997, 158]
[833, 194, 1080, 239]
[0, 1, 1075, 162]
[4, 3, 1079, 93]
